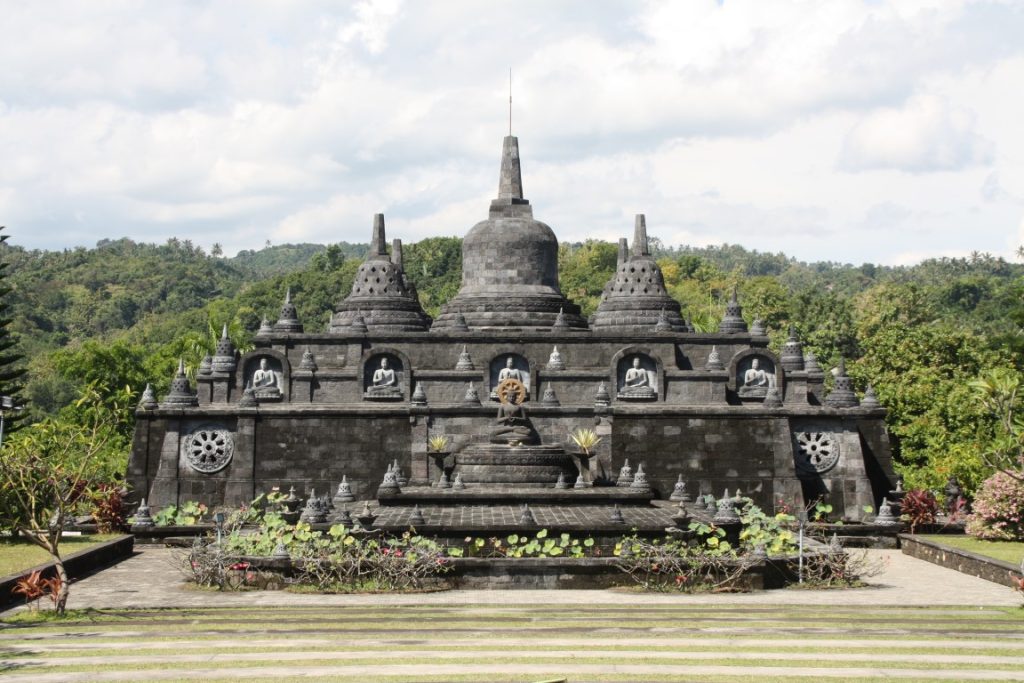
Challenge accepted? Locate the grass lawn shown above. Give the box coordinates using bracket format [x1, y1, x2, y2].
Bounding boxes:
[919, 534, 1024, 565]
[0, 535, 121, 576]
[2, 605, 1023, 682]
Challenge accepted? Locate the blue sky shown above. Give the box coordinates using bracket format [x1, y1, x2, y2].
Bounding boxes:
[2, 0, 1023, 265]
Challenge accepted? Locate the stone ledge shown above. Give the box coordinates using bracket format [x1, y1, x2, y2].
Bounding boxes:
[0, 535, 135, 609]
[899, 533, 1023, 588]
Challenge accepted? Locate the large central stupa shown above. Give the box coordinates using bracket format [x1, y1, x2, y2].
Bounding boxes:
[431, 136, 587, 330]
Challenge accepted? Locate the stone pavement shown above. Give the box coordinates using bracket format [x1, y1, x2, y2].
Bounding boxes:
[1, 545, 1016, 612]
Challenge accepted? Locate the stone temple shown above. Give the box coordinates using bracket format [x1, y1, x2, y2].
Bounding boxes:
[127, 134, 895, 528]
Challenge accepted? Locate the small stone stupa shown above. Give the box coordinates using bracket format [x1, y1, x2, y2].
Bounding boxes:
[330, 214, 431, 332]
[591, 215, 687, 331]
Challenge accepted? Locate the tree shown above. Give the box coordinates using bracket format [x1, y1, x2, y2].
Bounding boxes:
[0, 389, 127, 614]
[969, 368, 1024, 481]
[0, 227, 26, 427]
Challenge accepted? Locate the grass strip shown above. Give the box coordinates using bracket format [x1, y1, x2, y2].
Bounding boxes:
[9, 642, 1024, 660]
[919, 535, 1024, 565]
[0, 536, 122, 576]
[17, 654, 1024, 674]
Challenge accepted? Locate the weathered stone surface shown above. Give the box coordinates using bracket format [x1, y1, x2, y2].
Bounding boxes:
[126, 132, 894, 525]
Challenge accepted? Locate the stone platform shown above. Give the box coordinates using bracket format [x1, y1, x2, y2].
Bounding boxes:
[377, 485, 655, 506]
[454, 444, 576, 485]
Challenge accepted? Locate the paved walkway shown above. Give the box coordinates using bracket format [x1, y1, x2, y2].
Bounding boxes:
[9, 545, 1017, 610]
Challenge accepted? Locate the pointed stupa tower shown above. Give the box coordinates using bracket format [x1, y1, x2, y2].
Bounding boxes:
[330, 214, 431, 332]
[273, 288, 303, 333]
[590, 214, 686, 331]
[431, 135, 587, 330]
[160, 359, 199, 408]
[210, 324, 237, 373]
[718, 287, 748, 334]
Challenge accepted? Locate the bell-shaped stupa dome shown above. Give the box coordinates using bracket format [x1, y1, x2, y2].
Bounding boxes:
[431, 136, 586, 330]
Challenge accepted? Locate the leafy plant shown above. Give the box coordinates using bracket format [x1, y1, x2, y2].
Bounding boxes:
[11, 569, 63, 612]
[153, 500, 208, 526]
[428, 435, 451, 452]
[569, 428, 601, 455]
[12, 570, 46, 609]
[738, 501, 797, 554]
[90, 483, 128, 533]
[968, 368, 1024, 481]
[900, 489, 938, 533]
[811, 501, 834, 523]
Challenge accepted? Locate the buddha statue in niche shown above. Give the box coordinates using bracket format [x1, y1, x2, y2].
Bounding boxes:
[251, 358, 281, 398]
[365, 357, 402, 398]
[490, 356, 530, 400]
[738, 357, 776, 398]
[618, 356, 656, 399]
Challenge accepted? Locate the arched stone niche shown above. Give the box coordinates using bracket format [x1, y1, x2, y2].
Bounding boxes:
[729, 349, 782, 401]
[240, 351, 289, 402]
[489, 353, 531, 401]
[611, 347, 663, 402]
[362, 350, 407, 401]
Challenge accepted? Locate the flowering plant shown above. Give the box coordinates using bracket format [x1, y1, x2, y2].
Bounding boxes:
[966, 471, 1024, 541]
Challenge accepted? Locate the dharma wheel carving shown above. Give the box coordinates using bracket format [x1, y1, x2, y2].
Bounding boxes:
[182, 426, 234, 474]
[794, 431, 839, 474]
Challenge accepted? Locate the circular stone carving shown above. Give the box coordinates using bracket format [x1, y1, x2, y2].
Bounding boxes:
[182, 426, 234, 474]
[496, 378, 527, 405]
[795, 432, 839, 474]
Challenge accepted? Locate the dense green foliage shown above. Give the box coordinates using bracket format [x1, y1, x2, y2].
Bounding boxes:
[2, 231, 1022, 495]
[0, 227, 26, 429]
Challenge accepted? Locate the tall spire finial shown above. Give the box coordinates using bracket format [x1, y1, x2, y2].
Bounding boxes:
[371, 214, 387, 257]
[509, 68, 512, 136]
[497, 136, 524, 200]
[632, 214, 649, 257]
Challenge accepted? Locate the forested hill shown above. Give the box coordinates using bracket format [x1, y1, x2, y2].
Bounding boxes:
[2, 234, 1022, 493]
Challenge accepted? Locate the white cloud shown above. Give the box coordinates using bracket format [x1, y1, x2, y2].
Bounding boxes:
[840, 95, 994, 172]
[0, 0, 1023, 266]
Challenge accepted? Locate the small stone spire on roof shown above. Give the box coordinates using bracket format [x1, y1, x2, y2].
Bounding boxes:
[212, 323, 237, 373]
[455, 345, 475, 371]
[706, 345, 725, 371]
[718, 286, 748, 334]
[138, 383, 158, 411]
[617, 238, 629, 266]
[274, 288, 303, 333]
[780, 325, 805, 371]
[825, 358, 860, 408]
[161, 358, 198, 408]
[862, 383, 881, 409]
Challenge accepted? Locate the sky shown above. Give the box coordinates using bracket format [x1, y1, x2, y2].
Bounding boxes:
[2, 0, 1023, 266]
